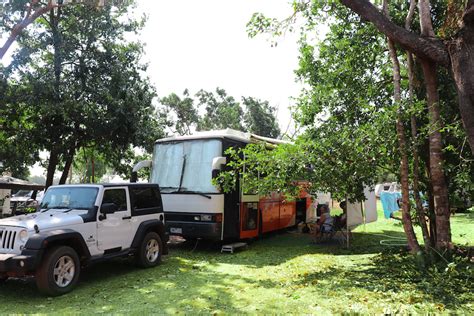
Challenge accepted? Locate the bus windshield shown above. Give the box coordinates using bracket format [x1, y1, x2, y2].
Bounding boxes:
[151, 139, 222, 194]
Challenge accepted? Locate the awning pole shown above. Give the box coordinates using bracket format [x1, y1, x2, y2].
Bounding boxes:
[346, 197, 349, 248]
[361, 201, 366, 232]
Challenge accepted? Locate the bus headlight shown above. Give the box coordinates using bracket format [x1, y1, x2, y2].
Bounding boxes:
[201, 215, 212, 221]
[19, 229, 29, 243]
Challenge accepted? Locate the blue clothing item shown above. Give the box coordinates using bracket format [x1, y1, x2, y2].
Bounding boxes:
[380, 191, 402, 218]
[322, 213, 334, 231]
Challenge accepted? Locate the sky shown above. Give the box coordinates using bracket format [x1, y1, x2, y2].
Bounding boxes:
[135, 0, 303, 134]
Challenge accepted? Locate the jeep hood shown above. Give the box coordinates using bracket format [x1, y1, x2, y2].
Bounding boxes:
[0, 210, 88, 231]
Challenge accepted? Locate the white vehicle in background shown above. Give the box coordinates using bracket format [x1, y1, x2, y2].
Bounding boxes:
[10, 190, 44, 214]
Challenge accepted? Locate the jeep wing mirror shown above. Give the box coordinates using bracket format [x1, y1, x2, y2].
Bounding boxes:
[100, 203, 119, 214]
[211, 156, 227, 179]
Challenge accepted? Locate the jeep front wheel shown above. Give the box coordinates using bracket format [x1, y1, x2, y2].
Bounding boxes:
[36, 246, 80, 296]
[136, 232, 162, 267]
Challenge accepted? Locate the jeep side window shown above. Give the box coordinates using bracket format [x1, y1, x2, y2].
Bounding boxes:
[102, 189, 127, 211]
[131, 188, 159, 210]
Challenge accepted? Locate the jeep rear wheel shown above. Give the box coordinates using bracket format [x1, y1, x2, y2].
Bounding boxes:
[136, 232, 162, 268]
[36, 246, 80, 296]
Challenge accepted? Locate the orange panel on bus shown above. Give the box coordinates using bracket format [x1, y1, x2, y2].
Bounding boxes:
[260, 199, 280, 233]
[279, 200, 296, 229]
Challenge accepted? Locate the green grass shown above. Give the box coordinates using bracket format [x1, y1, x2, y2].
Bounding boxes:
[0, 207, 472, 314]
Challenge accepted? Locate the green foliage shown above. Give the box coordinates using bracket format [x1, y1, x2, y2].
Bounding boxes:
[1, 0, 163, 180]
[214, 143, 310, 198]
[160, 89, 198, 135]
[73, 147, 108, 183]
[219, 8, 399, 202]
[160, 88, 281, 138]
[216, 116, 391, 202]
[0, 66, 39, 178]
[242, 97, 280, 138]
[196, 88, 244, 131]
[239, 1, 474, 208]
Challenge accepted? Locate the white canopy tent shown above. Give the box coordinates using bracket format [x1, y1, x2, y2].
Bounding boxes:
[344, 187, 378, 246]
[310, 187, 377, 247]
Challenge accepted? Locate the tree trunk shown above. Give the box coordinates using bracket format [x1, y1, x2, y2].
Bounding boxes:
[418, 1, 452, 252]
[422, 154, 438, 247]
[410, 112, 432, 249]
[45, 147, 59, 188]
[427, 181, 437, 247]
[405, 32, 431, 249]
[50, 7, 62, 99]
[420, 60, 452, 251]
[448, 1, 474, 154]
[91, 154, 95, 183]
[410, 113, 432, 249]
[395, 96, 421, 253]
[407, 54, 431, 249]
[404, 1, 432, 250]
[59, 145, 76, 184]
[383, 0, 420, 253]
[418, 0, 436, 37]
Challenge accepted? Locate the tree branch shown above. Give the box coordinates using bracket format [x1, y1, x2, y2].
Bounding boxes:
[463, 0, 474, 26]
[405, 0, 417, 30]
[339, 0, 450, 66]
[0, 0, 106, 60]
[0, 1, 57, 60]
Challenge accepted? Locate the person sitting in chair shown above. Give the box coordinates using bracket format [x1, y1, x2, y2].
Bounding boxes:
[334, 201, 347, 229]
[314, 204, 333, 237]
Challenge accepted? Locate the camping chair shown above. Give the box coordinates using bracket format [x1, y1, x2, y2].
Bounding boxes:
[311, 222, 344, 244]
[333, 217, 352, 247]
[312, 225, 334, 244]
[311, 216, 351, 246]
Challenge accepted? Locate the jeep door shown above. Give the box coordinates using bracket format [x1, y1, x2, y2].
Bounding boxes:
[97, 187, 133, 252]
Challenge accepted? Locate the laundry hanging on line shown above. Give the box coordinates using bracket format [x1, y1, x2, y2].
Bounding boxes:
[380, 191, 401, 219]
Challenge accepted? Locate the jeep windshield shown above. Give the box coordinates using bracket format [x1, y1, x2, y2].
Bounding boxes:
[151, 139, 222, 194]
[39, 187, 98, 211]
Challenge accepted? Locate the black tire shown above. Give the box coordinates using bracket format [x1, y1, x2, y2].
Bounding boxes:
[136, 232, 163, 268]
[0, 275, 8, 283]
[35, 246, 80, 296]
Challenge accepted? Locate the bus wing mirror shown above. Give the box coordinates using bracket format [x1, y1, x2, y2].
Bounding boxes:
[211, 156, 227, 178]
[131, 160, 152, 183]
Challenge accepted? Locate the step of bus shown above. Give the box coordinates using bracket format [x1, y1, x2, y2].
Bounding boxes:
[221, 242, 248, 254]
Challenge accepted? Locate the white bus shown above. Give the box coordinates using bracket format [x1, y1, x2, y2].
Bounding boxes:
[132, 129, 313, 241]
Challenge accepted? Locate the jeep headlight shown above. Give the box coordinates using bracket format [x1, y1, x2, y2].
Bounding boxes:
[19, 229, 28, 243]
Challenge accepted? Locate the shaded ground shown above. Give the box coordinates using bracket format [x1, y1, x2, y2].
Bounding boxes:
[0, 209, 472, 314]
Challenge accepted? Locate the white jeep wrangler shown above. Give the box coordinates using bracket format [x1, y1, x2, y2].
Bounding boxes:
[0, 183, 168, 296]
